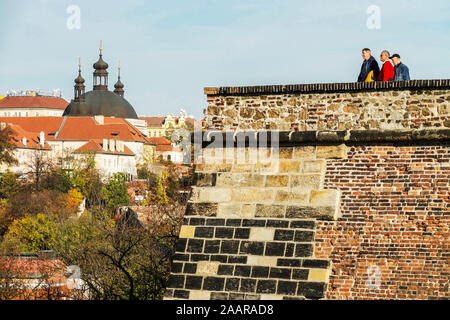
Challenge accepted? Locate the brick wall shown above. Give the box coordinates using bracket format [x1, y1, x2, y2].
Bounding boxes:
[316, 142, 449, 299]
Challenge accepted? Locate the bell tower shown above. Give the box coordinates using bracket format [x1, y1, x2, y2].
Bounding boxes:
[93, 40, 109, 91]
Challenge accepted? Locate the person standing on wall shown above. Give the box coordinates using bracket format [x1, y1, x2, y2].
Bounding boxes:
[357, 48, 380, 82]
[378, 50, 395, 81]
[391, 54, 411, 81]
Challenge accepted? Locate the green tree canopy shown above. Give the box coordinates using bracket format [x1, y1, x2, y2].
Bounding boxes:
[102, 172, 130, 209]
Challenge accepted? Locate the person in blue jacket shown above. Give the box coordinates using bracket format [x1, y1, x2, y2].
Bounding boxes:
[357, 48, 380, 82]
[391, 54, 411, 81]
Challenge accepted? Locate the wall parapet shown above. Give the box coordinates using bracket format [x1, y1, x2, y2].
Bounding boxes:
[205, 79, 450, 96]
[204, 80, 450, 132]
[192, 128, 450, 147]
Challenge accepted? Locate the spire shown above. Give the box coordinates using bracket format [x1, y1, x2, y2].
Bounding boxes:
[74, 57, 85, 102]
[114, 60, 124, 97]
[93, 40, 109, 91]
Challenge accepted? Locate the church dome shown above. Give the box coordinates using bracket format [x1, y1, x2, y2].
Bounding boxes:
[63, 90, 138, 119]
[64, 44, 138, 119]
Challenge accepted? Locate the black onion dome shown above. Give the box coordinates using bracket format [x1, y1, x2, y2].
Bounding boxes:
[114, 78, 124, 89]
[75, 72, 85, 84]
[63, 90, 138, 119]
[93, 54, 108, 70]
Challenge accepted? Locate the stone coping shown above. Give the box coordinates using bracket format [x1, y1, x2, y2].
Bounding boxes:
[204, 79, 450, 96]
[191, 129, 450, 147]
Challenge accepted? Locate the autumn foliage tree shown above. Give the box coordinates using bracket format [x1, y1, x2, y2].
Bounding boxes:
[102, 172, 130, 209]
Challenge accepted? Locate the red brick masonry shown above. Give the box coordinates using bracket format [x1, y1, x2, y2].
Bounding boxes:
[317, 143, 449, 299]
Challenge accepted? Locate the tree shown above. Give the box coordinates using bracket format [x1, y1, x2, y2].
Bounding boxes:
[1, 214, 59, 253]
[0, 190, 78, 237]
[26, 150, 53, 191]
[102, 173, 130, 209]
[0, 128, 17, 166]
[0, 171, 19, 199]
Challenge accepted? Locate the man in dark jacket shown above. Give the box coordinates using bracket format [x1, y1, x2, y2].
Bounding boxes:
[358, 48, 380, 82]
[391, 54, 411, 81]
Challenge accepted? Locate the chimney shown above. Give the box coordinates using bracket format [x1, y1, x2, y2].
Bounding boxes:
[39, 131, 45, 147]
[103, 139, 108, 151]
[109, 139, 115, 152]
[22, 137, 27, 146]
[94, 115, 104, 125]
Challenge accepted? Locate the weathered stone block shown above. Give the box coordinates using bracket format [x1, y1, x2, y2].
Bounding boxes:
[185, 202, 218, 216]
[242, 204, 256, 218]
[179, 226, 195, 239]
[232, 164, 255, 173]
[297, 282, 326, 299]
[293, 146, 316, 159]
[192, 187, 232, 203]
[302, 160, 325, 173]
[231, 188, 273, 203]
[197, 261, 219, 275]
[265, 175, 290, 187]
[194, 173, 216, 187]
[307, 269, 330, 282]
[286, 205, 338, 221]
[197, 163, 233, 173]
[248, 256, 278, 267]
[290, 174, 322, 189]
[279, 160, 302, 173]
[275, 190, 309, 204]
[279, 147, 293, 159]
[249, 227, 275, 241]
[255, 204, 286, 218]
[217, 203, 242, 218]
[189, 290, 211, 300]
[316, 144, 347, 159]
[309, 189, 340, 207]
[254, 161, 278, 173]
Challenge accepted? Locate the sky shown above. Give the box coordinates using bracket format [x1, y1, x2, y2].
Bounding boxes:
[0, 0, 449, 119]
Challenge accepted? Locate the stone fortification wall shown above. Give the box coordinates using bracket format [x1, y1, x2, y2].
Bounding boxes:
[165, 81, 450, 300]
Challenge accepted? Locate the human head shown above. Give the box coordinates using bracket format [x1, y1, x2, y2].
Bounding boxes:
[380, 50, 390, 63]
[362, 48, 371, 61]
[390, 54, 401, 66]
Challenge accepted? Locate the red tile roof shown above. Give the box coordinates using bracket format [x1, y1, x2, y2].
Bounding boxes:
[0, 117, 64, 139]
[0, 116, 176, 152]
[75, 139, 135, 155]
[156, 144, 182, 152]
[140, 116, 165, 126]
[145, 137, 172, 146]
[0, 117, 148, 143]
[0, 96, 69, 110]
[4, 124, 52, 150]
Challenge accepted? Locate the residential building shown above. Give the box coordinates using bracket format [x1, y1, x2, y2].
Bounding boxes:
[0, 92, 68, 117]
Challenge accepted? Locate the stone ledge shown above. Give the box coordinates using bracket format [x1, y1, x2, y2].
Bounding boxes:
[193, 129, 450, 147]
[204, 79, 450, 96]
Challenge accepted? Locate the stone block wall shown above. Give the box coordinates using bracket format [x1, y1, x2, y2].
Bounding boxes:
[164, 144, 345, 300]
[165, 81, 450, 300]
[204, 80, 450, 131]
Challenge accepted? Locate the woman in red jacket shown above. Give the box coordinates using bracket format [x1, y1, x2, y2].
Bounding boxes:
[378, 50, 395, 81]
